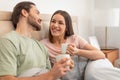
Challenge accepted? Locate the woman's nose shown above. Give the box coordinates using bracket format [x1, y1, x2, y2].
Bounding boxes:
[54, 22, 59, 27]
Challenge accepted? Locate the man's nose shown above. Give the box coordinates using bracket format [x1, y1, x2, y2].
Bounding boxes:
[39, 18, 42, 23]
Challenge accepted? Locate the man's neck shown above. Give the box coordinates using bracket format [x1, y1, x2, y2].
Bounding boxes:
[16, 29, 32, 38]
[15, 22, 33, 38]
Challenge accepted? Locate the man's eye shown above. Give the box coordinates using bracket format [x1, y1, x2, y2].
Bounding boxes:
[36, 10, 40, 14]
[51, 20, 55, 23]
[37, 12, 39, 14]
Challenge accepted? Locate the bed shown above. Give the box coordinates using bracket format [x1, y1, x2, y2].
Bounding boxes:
[0, 11, 78, 40]
[1, 11, 120, 80]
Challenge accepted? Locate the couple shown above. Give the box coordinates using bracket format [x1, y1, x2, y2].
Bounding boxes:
[0, 1, 120, 80]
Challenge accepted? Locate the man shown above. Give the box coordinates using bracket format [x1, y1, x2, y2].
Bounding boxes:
[0, 1, 73, 80]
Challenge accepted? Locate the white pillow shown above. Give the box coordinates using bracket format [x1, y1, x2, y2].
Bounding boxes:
[88, 36, 100, 50]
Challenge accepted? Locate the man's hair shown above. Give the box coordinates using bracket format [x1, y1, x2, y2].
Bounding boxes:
[49, 10, 74, 43]
[11, 1, 35, 29]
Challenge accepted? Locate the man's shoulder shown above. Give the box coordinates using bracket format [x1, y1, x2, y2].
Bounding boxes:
[0, 31, 20, 44]
[2, 31, 18, 38]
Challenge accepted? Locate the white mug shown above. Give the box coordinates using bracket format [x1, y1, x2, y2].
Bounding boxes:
[56, 54, 71, 69]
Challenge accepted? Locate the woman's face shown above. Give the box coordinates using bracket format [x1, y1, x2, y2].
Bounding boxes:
[50, 14, 66, 38]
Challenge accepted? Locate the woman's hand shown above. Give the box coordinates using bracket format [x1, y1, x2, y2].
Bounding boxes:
[66, 44, 79, 56]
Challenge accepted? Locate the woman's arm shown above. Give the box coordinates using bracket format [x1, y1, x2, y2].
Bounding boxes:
[67, 43, 105, 60]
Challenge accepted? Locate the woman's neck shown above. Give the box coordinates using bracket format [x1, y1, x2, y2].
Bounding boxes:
[52, 36, 66, 47]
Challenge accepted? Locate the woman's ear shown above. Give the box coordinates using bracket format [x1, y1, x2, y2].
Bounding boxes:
[21, 9, 28, 17]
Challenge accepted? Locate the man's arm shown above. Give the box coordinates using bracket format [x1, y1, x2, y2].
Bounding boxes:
[0, 58, 74, 80]
[0, 72, 54, 80]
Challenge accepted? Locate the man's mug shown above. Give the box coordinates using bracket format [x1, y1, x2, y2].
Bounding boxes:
[56, 54, 71, 69]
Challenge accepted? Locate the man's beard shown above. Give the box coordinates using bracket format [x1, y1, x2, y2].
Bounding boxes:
[31, 22, 41, 31]
[27, 16, 41, 31]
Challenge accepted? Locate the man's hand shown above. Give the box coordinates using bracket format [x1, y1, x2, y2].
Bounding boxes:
[49, 58, 74, 79]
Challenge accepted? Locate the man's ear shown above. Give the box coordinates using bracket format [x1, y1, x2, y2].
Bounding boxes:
[21, 9, 28, 17]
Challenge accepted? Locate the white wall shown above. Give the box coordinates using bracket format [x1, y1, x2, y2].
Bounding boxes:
[1, 0, 119, 52]
[0, 0, 94, 40]
[94, 0, 120, 56]
[1, 0, 119, 56]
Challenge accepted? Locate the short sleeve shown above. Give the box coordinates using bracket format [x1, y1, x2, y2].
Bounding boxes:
[69, 35, 88, 49]
[0, 38, 17, 76]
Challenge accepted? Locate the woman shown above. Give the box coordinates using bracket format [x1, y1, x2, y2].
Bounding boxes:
[40, 10, 105, 80]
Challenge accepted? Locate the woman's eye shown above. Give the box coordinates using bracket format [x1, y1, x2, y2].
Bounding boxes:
[59, 22, 63, 24]
[59, 22, 64, 25]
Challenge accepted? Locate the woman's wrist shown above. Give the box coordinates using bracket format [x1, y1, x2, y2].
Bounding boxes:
[75, 49, 80, 55]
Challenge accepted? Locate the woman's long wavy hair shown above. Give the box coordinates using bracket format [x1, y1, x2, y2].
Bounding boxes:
[49, 10, 74, 43]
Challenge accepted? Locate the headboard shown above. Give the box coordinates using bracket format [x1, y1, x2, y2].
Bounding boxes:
[0, 11, 78, 41]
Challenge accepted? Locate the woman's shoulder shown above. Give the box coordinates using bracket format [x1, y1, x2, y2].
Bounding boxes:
[68, 35, 83, 40]
[40, 38, 51, 44]
[40, 38, 48, 43]
[67, 35, 88, 43]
